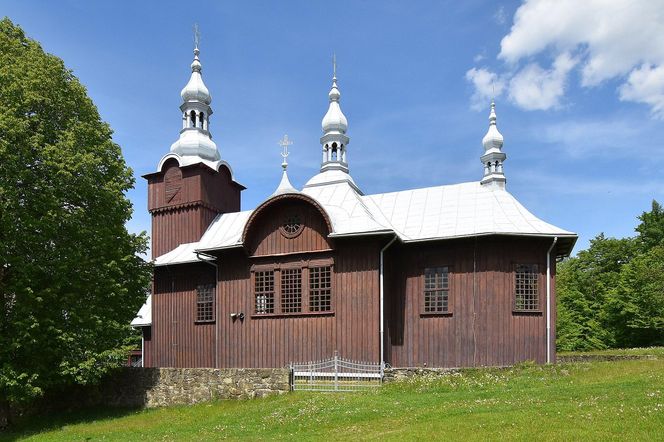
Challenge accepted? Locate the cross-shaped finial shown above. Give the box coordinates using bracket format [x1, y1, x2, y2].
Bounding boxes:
[279, 134, 293, 170]
[332, 53, 337, 79]
[193, 23, 201, 50]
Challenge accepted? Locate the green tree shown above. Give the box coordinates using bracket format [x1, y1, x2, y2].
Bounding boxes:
[606, 246, 664, 347]
[635, 200, 664, 251]
[0, 18, 151, 420]
[556, 234, 636, 350]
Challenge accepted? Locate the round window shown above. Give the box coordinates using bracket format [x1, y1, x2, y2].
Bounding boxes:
[280, 214, 304, 238]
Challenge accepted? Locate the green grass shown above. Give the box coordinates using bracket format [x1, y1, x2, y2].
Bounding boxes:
[3, 351, 664, 441]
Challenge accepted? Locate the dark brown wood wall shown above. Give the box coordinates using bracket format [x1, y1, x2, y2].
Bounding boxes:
[384, 236, 557, 367]
[146, 162, 242, 259]
[246, 199, 331, 256]
[148, 263, 217, 368]
[217, 239, 381, 368]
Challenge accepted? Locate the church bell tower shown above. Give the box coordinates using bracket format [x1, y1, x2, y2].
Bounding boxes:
[144, 32, 244, 258]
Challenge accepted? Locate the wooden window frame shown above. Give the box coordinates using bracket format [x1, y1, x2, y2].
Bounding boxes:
[195, 283, 215, 323]
[420, 265, 453, 317]
[309, 265, 332, 312]
[513, 263, 542, 314]
[251, 257, 334, 318]
[254, 270, 275, 314]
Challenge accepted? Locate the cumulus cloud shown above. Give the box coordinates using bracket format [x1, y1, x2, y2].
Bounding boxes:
[467, 0, 664, 117]
[619, 64, 664, 119]
[508, 53, 576, 110]
[465, 67, 505, 110]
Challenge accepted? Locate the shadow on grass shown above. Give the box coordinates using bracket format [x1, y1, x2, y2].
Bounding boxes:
[0, 406, 142, 442]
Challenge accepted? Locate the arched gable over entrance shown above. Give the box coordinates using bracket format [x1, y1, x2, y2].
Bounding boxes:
[242, 194, 333, 257]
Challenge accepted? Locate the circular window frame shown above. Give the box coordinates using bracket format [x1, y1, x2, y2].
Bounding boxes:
[279, 214, 304, 239]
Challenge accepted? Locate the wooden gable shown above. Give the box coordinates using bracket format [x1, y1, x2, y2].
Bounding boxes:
[243, 195, 332, 257]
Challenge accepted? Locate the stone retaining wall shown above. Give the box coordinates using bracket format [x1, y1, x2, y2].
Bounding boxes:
[99, 367, 290, 408]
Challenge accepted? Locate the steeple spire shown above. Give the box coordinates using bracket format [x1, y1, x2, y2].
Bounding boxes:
[320, 55, 350, 173]
[272, 134, 297, 196]
[480, 100, 506, 189]
[169, 25, 220, 162]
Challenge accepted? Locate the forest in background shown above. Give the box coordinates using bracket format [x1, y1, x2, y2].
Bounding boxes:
[557, 200, 664, 350]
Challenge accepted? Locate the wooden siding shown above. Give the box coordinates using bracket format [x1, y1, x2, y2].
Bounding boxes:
[384, 236, 557, 367]
[148, 263, 217, 368]
[245, 199, 331, 256]
[217, 239, 381, 368]
[146, 161, 242, 258]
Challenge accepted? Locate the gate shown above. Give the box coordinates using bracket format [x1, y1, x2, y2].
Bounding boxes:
[289, 352, 383, 391]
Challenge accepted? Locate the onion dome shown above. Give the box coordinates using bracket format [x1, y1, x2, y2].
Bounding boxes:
[482, 100, 503, 153]
[180, 48, 211, 104]
[321, 75, 348, 134]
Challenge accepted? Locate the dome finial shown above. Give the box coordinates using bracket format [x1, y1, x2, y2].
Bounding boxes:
[272, 134, 298, 196]
[480, 100, 506, 189]
[279, 134, 292, 171]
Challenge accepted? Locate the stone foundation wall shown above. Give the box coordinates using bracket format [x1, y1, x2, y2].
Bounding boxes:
[100, 367, 290, 408]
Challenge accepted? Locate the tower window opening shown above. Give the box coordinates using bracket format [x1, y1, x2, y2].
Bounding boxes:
[190, 110, 197, 128]
[331, 146, 338, 161]
[200, 112, 205, 128]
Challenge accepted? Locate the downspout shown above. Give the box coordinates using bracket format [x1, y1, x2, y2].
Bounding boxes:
[380, 235, 398, 372]
[546, 237, 558, 364]
[141, 329, 145, 367]
[196, 252, 220, 369]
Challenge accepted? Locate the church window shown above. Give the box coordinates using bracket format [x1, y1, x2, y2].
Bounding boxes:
[255, 270, 275, 314]
[423, 267, 449, 313]
[200, 112, 205, 128]
[309, 266, 332, 312]
[281, 268, 302, 313]
[280, 214, 304, 238]
[515, 264, 539, 311]
[190, 110, 197, 127]
[196, 284, 215, 322]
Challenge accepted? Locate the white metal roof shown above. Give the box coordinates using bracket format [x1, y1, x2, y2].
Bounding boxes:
[364, 181, 575, 242]
[131, 295, 152, 327]
[155, 179, 575, 266]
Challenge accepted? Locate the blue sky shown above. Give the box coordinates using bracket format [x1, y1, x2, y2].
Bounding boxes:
[5, 0, 664, 254]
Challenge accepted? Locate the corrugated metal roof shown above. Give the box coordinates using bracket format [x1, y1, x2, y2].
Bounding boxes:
[131, 295, 152, 327]
[153, 180, 576, 266]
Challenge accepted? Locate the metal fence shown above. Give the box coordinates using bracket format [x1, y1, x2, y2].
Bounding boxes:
[290, 352, 383, 391]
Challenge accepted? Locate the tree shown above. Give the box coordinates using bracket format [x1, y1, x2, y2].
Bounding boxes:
[556, 234, 636, 350]
[607, 246, 664, 347]
[0, 18, 151, 420]
[635, 200, 664, 251]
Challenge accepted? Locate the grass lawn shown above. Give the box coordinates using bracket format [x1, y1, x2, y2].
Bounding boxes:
[3, 351, 663, 441]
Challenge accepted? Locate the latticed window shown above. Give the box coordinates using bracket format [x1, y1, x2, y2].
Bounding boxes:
[309, 266, 332, 312]
[281, 268, 302, 313]
[255, 271, 275, 314]
[515, 264, 539, 310]
[196, 284, 215, 322]
[424, 267, 449, 313]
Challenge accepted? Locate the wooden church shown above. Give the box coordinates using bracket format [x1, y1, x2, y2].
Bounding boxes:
[131, 44, 577, 369]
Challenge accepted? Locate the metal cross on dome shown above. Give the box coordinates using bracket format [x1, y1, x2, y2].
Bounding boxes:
[193, 23, 200, 49]
[279, 134, 293, 170]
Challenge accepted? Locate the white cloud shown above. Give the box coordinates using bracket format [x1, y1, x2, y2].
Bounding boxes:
[465, 67, 505, 110]
[467, 0, 664, 117]
[619, 64, 664, 119]
[508, 53, 576, 110]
